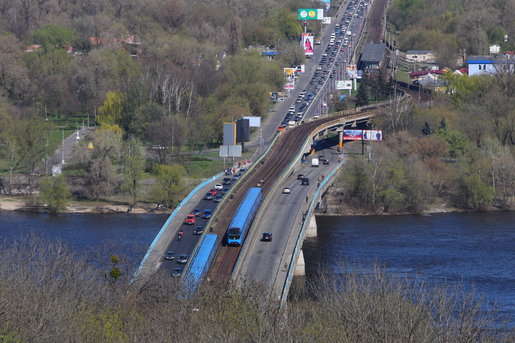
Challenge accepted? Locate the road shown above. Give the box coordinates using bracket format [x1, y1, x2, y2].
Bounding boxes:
[236, 147, 342, 291]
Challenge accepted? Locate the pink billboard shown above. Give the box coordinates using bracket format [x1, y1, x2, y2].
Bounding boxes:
[302, 33, 314, 56]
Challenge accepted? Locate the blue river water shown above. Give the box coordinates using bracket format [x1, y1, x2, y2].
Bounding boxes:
[0, 211, 166, 268]
[303, 211, 515, 328]
[1, 210, 515, 327]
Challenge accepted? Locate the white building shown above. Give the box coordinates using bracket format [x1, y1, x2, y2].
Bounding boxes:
[467, 55, 515, 76]
[406, 50, 436, 63]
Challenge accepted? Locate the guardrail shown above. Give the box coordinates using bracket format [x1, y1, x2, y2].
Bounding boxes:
[131, 172, 224, 284]
[279, 158, 345, 306]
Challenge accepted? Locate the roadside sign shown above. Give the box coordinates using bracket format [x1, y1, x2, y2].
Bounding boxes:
[336, 80, 353, 90]
[297, 8, 324, 20]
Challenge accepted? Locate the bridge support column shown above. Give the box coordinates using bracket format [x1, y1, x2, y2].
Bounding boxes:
[338, 131, 344, 149]
[294, 249, 305, 276]
[305, 215, 318, 238]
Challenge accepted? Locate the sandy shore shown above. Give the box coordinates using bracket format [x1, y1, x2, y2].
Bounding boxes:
[0, 196, 170, 214]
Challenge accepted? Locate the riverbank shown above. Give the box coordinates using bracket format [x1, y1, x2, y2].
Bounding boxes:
[317, 186, 515, 216]
[0, 196, 170, 214]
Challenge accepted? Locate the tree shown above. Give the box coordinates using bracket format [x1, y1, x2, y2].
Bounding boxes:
[121, 138, 145, 210]
[356, 81, 369, 107]
[457, 173, 494, 209]
[32, 25, 76, 51]
[151, 164, 186, 208]
[97, 91, 124, 127]
[38, 175, 71, 214]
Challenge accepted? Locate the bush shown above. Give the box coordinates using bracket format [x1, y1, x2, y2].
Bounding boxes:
[38, 175, 71, 214]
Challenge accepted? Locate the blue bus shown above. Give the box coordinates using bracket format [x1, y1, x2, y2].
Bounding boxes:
[183, 233, 218, 295]
[226, 187, 263, 246]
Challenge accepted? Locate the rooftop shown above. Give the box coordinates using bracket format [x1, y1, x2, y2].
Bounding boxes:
[406, 50, 433, 55]
[466, 55, 515, 64]
[361, 43, 386, 63]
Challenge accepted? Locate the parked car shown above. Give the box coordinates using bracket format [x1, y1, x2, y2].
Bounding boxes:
[191, 209, 201, 216]
[193, 226, 204, 235]
[213, 194, 224, 203]
[164, 251, 175, 261]
[204, 193, 214, 200]
[214, 184, 223, 190]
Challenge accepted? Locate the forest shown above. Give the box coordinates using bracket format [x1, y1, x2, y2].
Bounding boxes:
[387, 0, 515, 66]
[0, 0, 326, 207]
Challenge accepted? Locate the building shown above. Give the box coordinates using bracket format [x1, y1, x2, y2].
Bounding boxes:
[466, 55, 515, 76]
[359, 43, 386, 71]
[406, 50, 435, 63]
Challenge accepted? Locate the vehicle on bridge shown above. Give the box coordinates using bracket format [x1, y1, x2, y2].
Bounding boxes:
[182, 233, 218, 294]
[184, 214, 196, 225]
[226, 187, 263, 246]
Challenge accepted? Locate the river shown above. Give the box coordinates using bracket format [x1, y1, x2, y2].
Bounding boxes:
[1, 210, 515, 327]
[303, 211, 515, 328]
[0, 211, 166, 268]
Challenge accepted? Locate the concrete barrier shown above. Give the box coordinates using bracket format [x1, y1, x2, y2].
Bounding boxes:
[131, 172, 224, 287]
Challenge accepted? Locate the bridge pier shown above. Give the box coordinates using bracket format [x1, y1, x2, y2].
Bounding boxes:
[294, 249, 305, 276]
[305, 215, 318, 238]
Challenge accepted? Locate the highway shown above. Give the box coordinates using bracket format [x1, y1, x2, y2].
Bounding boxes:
[235, 147, 342, 290]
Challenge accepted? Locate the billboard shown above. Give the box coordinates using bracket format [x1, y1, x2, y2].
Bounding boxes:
[346, 64, 358, 79]
[297, 8, 324, 20]
[302, 33, 314, 56]
[223, 122, 236, 145]
[219, 145, 242, 158]
[343, 130, 383, 141]
[336, 80, 353, 90]
[322, 17, 331, 25]
[243, 116, 261, 128]
[284, 81, 295, 90]
[236, 118, 250, 143]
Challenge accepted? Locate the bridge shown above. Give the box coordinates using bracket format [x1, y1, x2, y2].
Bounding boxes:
[131, 0, 403, 302]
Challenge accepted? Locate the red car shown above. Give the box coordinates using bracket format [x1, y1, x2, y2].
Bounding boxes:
[184, 214, 196, 225]
[209, 189, 218, 196]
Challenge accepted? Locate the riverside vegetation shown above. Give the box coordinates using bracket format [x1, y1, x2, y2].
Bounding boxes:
[0, 0, 329, 211]
[0, 238, 513, 343]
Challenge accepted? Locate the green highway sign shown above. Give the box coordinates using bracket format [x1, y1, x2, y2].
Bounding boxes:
[297, 8, 324, 20]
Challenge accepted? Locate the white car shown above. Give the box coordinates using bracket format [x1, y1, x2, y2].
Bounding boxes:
[214, 184, 223, 190]
[282, 188, 291, 194]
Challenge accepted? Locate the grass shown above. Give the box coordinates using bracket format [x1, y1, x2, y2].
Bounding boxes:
[395, 70, 411, 83]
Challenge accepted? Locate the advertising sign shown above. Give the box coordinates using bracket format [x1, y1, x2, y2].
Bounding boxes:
[343, 130, 383, 141]
[236, 118, 250, 143]
[223, 122, 236, 145]
[363, 130, 383, 141]
[336, 80, 353, 90]
[297, 8, 324, 20]
[321, 0, 331, 10]
[243, 116, 261, 128]
[284, 81, 295, 90]
[346, 64, 358, 79]
[322, 17, 331, 25]
[283, 68, 296, 77]
[302, 33, 314, 56]
[219, 145, 242, 158]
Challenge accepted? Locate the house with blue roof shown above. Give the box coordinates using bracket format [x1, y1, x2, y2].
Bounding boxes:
[466, 55, 515, 76]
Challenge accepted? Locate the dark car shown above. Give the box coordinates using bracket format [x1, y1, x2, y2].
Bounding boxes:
[297, 174, 304, 180]
[204, 193, 214, 200]
[213, 193, 224, 203]
[193, 226, 204, 235]
[323, 159, 330, 165]
[176, 255, 189, 264]
[191, 209, 201, 216]
[261, 232, 273, 242]
[202, 209, 213, 219]
[222, 177, 232, 185]
[164, 251, 176, 261]
[301, 177, 310, 186]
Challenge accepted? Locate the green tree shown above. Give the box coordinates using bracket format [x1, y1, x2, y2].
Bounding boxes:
[151, 164, 186, 208]
[32, 25, 76, 51]
[457, 173, 494, 209]
[38, 175, 71, 214]
[98, 91, 125, 127]
[122, 138, 145, 210]
[356, 81, 369, 107]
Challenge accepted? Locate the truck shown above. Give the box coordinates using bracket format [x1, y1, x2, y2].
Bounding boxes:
[311, 158, 319, 167]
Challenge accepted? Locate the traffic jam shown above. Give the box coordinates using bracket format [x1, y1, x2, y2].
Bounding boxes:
[278, 0, 370, 131]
